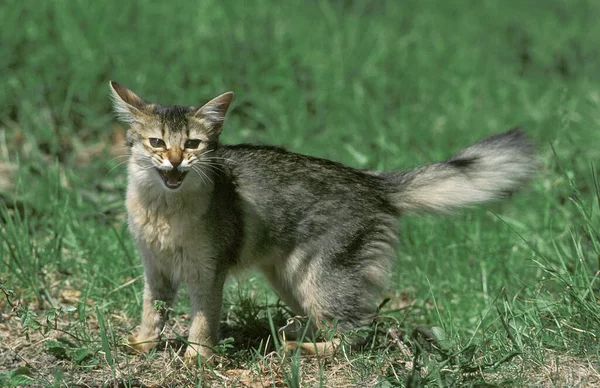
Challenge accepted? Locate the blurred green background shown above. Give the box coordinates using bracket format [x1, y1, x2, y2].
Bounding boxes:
[4, 0, 599, 164]
[1, 0, 599, 384]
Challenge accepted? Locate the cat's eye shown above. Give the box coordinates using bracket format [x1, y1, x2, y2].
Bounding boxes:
[184, 139, 202, 149]
[149, 138, 166, 148]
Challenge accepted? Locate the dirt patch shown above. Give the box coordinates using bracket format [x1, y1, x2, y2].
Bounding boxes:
[525, 350, 600, 387]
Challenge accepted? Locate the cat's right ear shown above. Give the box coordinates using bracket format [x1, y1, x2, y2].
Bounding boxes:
[109, 81, 150, 124]
[192, 92, 234, 135]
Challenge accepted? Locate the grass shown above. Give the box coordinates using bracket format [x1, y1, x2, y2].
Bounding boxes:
[1, 0, 599, 386]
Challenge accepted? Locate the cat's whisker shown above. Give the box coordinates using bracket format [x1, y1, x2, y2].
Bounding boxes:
[106, 157, 130, 167]
[146, 163, 164, 171]
[190, 168, 209, 186]
[193, 149, 215, 159]
[201, 156, 234, 161]
[107, 154, 132, 163]
[128, 157, 154, 168]
[130, 161, 161, 172]
[198, 162, 226, 176]
[194, 165, 214, 184]
[106, 160, 131, 175]
[193, 150, 237, 164]
[201, 163, 224, 173]
[197, 158, 225, 169]
[201, 157, 237, 165]
[191, 165, 213, 185]
[193, 159, 224, 171]
[196, 156, 236, 168]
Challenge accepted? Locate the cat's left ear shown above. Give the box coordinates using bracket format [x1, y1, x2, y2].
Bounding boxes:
[109, 81, 151, 124]
[192, 92, 234, 135]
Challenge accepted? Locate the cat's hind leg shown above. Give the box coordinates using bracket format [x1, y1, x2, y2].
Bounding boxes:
[261, 264, 336, 354]
[262, 221, 397, 355]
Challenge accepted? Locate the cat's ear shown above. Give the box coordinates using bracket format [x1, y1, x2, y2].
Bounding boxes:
[192, 92, 234, 135]
[109, 81, 151, 123]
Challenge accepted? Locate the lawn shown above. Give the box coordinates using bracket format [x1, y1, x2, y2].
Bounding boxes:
[1, 0, 599, 386]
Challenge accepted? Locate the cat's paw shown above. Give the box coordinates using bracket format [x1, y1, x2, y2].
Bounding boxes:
[183, 345, 214, 367]
[282, 339, 340, 356]
[125, 334, 159, 354]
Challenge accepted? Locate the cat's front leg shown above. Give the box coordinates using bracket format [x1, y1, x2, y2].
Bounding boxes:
[183, 265, 227, 364]
[129, 244, 179, 353]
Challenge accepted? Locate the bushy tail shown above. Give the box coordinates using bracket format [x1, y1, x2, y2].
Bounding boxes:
[385, 128, 535, 213]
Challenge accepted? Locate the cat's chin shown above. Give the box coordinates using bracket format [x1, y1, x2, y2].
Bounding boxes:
[157, 168, 188, 190]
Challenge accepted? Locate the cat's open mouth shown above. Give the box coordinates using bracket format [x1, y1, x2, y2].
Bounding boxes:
[157, 168, 188, 189]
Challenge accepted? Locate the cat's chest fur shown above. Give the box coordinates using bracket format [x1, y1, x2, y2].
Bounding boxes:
[126, 185, 214, 259]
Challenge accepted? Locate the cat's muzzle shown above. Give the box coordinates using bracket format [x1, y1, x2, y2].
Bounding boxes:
[157, 168, 188, 189]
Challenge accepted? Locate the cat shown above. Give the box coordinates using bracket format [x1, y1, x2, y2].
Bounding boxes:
[109, 81, 535, 362]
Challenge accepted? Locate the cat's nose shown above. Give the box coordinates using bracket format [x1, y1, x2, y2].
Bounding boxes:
[169, 157, 182, 169]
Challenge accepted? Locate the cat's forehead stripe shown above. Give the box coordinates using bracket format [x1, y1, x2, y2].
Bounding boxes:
[154, 105, 189, 133]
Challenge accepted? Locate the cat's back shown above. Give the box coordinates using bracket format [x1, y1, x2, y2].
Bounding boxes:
[217, 144, 395, 215]
[220, 144, 379, 189]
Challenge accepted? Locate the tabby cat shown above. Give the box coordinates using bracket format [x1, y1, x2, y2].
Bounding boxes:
[109, 81, 534, 362]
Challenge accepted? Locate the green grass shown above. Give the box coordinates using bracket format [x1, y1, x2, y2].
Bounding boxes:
[1, 0, 599, 386]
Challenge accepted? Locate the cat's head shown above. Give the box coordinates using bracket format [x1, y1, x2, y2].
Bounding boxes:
[109, 81, 233, 191]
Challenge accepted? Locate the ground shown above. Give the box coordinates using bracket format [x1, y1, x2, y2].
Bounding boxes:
[1, 0, 599, 386]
